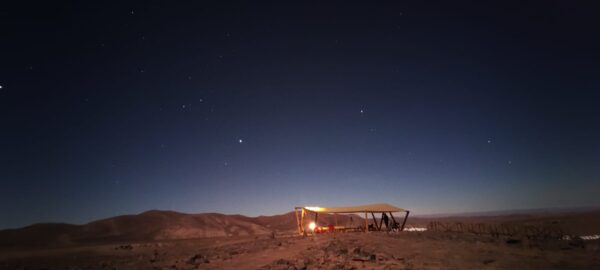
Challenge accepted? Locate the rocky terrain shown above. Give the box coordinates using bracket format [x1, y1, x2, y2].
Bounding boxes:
[1, 209, 599, 269]
[1, 231, 599, 269]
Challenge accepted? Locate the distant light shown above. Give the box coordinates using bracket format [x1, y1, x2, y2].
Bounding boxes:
[580, 235, 600, 241]
[308, 222, 317, 231]
[238, 139, 243, 143]
[404, 227, 427, 232]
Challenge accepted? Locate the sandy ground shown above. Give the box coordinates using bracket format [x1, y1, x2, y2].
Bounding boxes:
[1, 231, 599, 270]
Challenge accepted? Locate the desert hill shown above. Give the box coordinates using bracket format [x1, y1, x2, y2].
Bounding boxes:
[0, 210, 277, 249]
[2, 208, 599, 250]
[0, 210, 363, 249]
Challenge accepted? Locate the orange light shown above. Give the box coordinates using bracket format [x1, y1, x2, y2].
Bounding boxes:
[308, 222, 317, 231]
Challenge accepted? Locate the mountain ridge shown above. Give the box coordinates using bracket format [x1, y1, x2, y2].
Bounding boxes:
[0, 210, 364, 249]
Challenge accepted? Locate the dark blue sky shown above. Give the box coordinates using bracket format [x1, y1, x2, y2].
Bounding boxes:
[1, 1, 600, 229]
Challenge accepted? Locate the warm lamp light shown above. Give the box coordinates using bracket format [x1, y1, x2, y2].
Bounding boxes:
[308, 222, 317, 231]
[305, 206, 323, 212]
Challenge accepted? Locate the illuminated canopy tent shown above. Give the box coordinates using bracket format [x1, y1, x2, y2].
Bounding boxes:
[294, 203, 410, 235]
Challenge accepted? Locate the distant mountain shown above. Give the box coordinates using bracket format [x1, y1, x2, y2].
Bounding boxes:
[0, 210, 272, 248]
[412, 206, 600, 218]
[0, 210, 363, 249]
[408, 209, 600, 236]
[4, 207, 598, 249]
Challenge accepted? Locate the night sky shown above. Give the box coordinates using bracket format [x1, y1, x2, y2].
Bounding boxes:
[2, 1, 600, 229]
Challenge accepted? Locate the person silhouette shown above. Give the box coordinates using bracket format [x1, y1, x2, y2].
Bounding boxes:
[382, 213, 389, 229]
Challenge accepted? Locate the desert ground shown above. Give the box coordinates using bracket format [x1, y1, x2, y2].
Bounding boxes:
[1, 210, 599, 269]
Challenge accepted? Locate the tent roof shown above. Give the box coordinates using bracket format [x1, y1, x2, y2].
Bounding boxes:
[297, 203, 406, 213]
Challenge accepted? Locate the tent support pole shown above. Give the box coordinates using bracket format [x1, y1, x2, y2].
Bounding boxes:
[371, 212, 380, 230]
[389, 212, 397, 224]
[389, 212, 398, 230]
[364, 212, 368, 233]
[295, 208, 301, 235]
[300, 209, 305, 235]
[401, 211, 410, 231]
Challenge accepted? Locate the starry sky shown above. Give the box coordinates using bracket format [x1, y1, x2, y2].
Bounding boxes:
[1, 1, 600, 229]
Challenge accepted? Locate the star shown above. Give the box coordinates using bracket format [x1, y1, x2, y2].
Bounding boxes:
[0, 85, 3, 89]
[182, 104, 186, 109]
[238, 139, 243, 143]
[360, 109, 364, 114]
[508, 160, 512, 165]
[487, 138, 492, 144]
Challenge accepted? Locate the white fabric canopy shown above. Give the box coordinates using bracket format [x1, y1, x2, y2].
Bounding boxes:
[299, 203, 406, 213]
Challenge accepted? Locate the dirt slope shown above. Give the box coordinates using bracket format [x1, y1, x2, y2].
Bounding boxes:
[0, 210, 275, 248]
